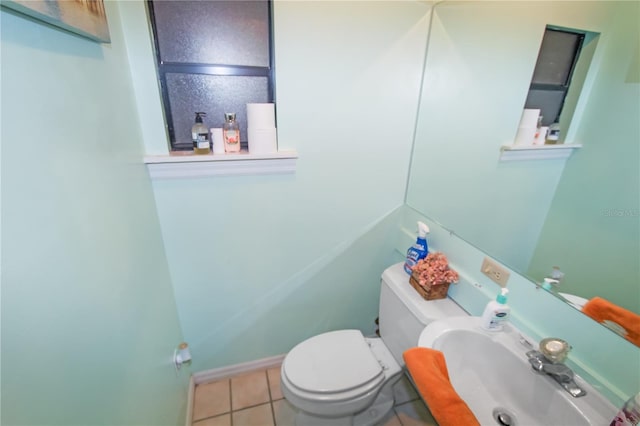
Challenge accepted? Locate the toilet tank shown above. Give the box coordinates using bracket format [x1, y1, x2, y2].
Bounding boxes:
[379, 262, 467, 366]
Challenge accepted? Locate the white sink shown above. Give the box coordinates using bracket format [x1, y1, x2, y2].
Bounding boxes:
[417, 316, 617, 426]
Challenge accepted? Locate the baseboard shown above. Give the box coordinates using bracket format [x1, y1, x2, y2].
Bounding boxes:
[185, 375, 195, 426]
[192, 354, 286, 385]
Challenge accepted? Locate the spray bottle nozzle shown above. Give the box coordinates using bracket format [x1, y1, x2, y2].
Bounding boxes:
[417, 221, 430, 238]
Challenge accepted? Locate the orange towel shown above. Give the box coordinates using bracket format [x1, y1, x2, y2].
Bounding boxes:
[582, 297, 640, 347]
[403, 347, 480, 426]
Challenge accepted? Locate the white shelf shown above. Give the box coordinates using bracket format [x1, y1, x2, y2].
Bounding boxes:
[499, 144, 582, 161]
[144, 150, 298, 179]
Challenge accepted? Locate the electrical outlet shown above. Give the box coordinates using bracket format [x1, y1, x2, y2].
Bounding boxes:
[481, 257, 510, 287]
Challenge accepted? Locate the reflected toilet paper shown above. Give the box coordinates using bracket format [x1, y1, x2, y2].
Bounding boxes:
[514, 108, 540, 145]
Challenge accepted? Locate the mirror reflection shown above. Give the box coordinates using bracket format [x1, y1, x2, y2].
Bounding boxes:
[406, 1, 639, 345]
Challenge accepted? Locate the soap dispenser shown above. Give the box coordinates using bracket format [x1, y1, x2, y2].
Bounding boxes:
[481, 288, 510, 331]
[192, 112, 210, 155]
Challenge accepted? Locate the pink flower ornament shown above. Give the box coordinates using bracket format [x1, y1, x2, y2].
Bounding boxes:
[412, 253, 459, 287]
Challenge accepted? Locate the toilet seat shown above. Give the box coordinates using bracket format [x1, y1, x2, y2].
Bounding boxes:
[282, 330, 385, 406]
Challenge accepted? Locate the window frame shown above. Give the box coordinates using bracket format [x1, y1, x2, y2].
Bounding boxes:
[526, 27, 585, 126]
[146, 0, 276, 151]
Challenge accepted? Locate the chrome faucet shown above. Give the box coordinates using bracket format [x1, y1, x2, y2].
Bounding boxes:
[526, 350, 586, 397]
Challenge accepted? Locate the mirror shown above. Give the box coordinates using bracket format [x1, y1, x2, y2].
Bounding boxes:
[406, 1, 639, 344]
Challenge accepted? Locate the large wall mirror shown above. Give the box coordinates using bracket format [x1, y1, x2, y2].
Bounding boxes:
[407, 2, 639, 345]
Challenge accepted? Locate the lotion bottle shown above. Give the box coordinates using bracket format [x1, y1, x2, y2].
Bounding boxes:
[404, 221, 430, 274]
[481, 288, 510, 331]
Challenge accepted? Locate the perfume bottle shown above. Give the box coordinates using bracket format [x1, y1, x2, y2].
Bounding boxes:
[223, 113, 241, 153]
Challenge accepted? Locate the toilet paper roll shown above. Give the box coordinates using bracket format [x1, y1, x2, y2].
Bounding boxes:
[518, 108, 540, 129]
[248, 127, 277, 154]
[514, 126, 537, 145]
[210, 128, 225, 154]
[247, 103, 275, 129]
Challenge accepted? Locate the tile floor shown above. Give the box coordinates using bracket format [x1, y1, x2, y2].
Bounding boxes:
[192, 365, 437, 426]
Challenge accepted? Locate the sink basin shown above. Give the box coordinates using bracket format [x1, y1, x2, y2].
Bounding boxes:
[417, 316, 617, 426]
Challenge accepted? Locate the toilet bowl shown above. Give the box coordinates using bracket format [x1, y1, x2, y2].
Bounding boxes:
[280, 262, 467, 425]
[281, 330, 401, 425]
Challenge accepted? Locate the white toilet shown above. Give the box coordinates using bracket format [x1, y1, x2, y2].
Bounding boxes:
[280, 262, 467, 425]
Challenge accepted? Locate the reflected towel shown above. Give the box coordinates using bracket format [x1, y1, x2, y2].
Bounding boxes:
[403, 347, 480, 426]
[582, 297, 640, 346]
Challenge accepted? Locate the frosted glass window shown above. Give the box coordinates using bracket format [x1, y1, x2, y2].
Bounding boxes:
[524, 90, 566, 127]
[147, 0, 274, 150]
[166, 74, 269, 147]
[525, 28, 584, 124]
[531, 30, 582, 86]
[151, 1, 270, 67]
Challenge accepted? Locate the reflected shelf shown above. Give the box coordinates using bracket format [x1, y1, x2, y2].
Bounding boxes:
[500, 144, 582, 161]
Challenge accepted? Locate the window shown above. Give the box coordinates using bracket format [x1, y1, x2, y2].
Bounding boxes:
[147, 0, 274, 151]
[524, 28, 585, 128]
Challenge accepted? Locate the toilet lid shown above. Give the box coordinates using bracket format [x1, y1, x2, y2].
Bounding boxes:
[283, 330, 384, 394]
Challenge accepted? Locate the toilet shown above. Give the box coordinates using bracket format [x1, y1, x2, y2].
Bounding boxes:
[280, 262, 467, 425]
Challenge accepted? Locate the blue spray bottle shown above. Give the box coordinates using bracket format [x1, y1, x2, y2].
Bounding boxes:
[404, 222, 430, 274]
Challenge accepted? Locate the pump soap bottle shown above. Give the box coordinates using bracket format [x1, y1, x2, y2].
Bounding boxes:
[192, 112, 210, 155]
[223, 113, 241, 152]
[481, 288, 511, 331]
[404, 221, 430, 274]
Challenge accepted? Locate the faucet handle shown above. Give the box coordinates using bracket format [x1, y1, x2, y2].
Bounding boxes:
[539, 338, 571, 363]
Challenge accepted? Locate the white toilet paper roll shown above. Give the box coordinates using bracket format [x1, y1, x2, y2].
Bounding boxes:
[210, 128, 225, 154]
[514, 126, 537, 145]
[248, 127, 277, 154]
[247, 103, 275, 129]
[519, 108, 540, 129]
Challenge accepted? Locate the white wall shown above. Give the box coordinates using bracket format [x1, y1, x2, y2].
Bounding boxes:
[1, 2, 188, 424]
[122, 0, 433, 370]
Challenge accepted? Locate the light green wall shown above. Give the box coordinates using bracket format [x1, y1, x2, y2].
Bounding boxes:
[0, 3, 188, 425]
[406, 1, 618, 272]
[403, 0, 638, 405]
[528, 1, 640, 313]
[398, 206, 639, 406]
[122, 0, 433, 371]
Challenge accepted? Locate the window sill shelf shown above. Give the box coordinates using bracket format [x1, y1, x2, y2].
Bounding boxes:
[499, 144, 582, 161]
[144, 150, 298, 179]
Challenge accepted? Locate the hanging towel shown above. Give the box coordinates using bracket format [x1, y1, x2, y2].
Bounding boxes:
[582, 297, 640, 347]
[403, 347, 480, 426]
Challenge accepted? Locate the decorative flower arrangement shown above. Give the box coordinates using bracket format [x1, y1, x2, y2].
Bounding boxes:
[412, 252, 459, 287]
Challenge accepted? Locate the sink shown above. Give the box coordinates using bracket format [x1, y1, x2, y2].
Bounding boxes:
[417, 316, 617, 426]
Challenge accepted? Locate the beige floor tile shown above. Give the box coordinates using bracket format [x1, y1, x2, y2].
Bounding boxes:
[231, 370, 271, 411]
[267, 366, 283, 400]
[232, 403, 275, 426]
[393, 374, 420, 405]
[394, 400, 437, 426]
[193, 380, 231, 421]
[273, 398, 296, 426]
[192, 413, 231, 426]
[379, 409, 403, 426]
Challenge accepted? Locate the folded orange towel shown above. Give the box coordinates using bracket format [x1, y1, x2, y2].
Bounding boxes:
[582, 297, 640, 347]
[403, 347, 480, 426]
